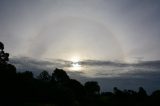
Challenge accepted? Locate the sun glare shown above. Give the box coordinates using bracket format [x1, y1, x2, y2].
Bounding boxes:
[71, 56, 80, 63]
[69, 56, 82, 71]
[70, 62, 82, 71]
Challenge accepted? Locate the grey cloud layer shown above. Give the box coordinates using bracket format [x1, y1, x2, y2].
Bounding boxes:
[10, 57, 160, 78]
[10, 57, 160, 93]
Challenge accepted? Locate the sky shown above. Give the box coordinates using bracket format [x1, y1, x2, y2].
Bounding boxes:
[1, 0, 160, 92]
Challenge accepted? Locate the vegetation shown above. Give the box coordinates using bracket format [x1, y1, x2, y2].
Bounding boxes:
[0, 41, 160, 106]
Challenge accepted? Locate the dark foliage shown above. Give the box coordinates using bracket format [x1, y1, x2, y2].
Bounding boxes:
[37, 70, 51, 81]
[1, 41, 160, 106]
[84, 81, 100, 96]
[0, 42, 9, 64]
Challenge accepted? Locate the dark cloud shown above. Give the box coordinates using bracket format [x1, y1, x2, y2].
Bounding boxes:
[80, 59, 160, 69]
[134, 60, 160, 68]
[10, 57, 70, 76]
[80, 60, 128, 67]
[9, 57, 160, 93]
[10, 57, 160, 75]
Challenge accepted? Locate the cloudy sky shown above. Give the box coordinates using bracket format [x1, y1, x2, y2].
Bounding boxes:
[1, 0, 160, 62]
[1, 0, 160, 92]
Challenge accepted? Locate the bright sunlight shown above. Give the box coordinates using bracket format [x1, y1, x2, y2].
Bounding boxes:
[71, 56, 80, 63]
[69, 56, 82, 71]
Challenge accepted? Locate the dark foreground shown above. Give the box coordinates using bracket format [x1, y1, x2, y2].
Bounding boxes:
[1, 42, 160, 106]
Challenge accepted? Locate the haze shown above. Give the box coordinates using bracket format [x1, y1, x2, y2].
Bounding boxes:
[1, 0, 160, 62]
[1, 0, 160, 92]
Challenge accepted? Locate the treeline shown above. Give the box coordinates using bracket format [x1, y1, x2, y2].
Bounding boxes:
[1, 41, 160, 106]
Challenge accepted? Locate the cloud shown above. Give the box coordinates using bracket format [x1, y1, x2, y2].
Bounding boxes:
[10, 57, 160, 78]
[9, 57, 160, 93]
[1, 0, 160, 60]
[1, 0, 160, 93]
[80, 60, 129, 67]
[10, 57, 70, 76]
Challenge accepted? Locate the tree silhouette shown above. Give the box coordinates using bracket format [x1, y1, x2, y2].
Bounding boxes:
[37, 70, 51, 81]
[67, 79, 86, 100]
[52, 68, 70, 82]
[138, 87, 147, 97]
[1, 41, 160, 106]
[0, 42, 16, 80]
[113, 87, 123, 96]
[0, 42, 17, 105]
[0, 42, 9, 64]
[0, 42, 4, 50]
[84, 81, 100, 95]
[17, 71, 33, 81]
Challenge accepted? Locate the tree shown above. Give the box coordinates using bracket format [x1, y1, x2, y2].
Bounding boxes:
[67, 79, 85, 100]
[0, 42, 16, 80]
[37, 70, 51, 81]
[84, 81, 100, 95]
[52, 68, 70, 82]
[138, 87, 147, 97]
[17, 71, 33, 81]
[0, 42, 4, 50]
[113, 87, 123, 96]
[0, 42, 9, 64]
[151, 90, 160, 104]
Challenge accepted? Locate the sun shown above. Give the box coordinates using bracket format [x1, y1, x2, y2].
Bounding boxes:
[71, 56, 80, 63]
[70, 56, 82, 71]
[71, 62, 81, 71]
